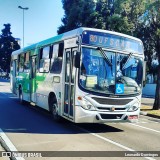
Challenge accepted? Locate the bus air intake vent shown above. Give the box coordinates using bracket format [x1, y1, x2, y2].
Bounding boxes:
[97, 107, 126, 111]
[92, 97, 133, 105]
[100, 114, 123, 119]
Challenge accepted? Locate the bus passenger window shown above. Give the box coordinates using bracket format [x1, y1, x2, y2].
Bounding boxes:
[50, 42, 64, 74]
[18, 54, 24, 72]
[39, 46, 50, 73]
[24, 52, 30, 72]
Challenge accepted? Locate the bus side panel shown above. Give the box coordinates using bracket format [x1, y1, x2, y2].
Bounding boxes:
[36, 72, 51, 110]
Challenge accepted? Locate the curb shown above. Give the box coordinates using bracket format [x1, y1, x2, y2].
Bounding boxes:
[140, 111, 147, 116]
[140, 111, 160, 119]
[0, 144, 10, 160]
[0, 135, 17, 160]
[0, 128, 25, 160]
[146, 114, 160, 119]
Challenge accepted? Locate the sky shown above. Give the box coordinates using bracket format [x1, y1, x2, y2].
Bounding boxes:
[0, 0, 64, 47]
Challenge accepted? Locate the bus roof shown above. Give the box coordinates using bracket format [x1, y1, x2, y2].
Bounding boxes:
[12, 27, 142, 56]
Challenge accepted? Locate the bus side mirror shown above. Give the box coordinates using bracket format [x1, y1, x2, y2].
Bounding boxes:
[75, 52, 80, 68]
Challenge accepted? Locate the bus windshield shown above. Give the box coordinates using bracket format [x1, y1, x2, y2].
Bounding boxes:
[79, 47, 143, 95]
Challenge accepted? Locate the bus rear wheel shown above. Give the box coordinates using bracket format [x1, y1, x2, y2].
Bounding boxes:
[49, 96, 61, 121]
[19, 88, 25, 104]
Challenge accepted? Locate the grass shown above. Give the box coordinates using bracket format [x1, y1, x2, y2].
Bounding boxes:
[141, 105, 160, 117]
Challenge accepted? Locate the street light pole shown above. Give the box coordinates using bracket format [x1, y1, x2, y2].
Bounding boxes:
[18, 6, 29, 48]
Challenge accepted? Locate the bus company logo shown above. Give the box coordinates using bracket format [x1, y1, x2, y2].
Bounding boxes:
[111, 107, 115, 111]
[2, 152, 11, 158]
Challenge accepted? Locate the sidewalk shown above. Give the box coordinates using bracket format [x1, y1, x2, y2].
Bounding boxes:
[141, 97, 154, 107]
[141, 97, 160, 119]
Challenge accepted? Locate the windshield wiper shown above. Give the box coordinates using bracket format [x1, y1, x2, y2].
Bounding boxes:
[122, 52, 133, 70]
[97, 47, 112, 66]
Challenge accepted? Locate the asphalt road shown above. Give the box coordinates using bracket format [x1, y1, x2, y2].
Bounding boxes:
[0, 78, 160, 160]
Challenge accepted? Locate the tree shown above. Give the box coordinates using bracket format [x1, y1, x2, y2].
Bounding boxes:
[145, 1, 160, 110]
[108, 0, 147, 34]
[57, 0, 115, 34]
[0, 24, 20, 73]
[57, 0, 95, 34]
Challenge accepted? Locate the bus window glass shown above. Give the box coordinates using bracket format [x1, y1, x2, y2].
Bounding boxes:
[79, 47, 143, 95]
[24, 52, 30, 72]
[19, 54, 24, 72]
[52, 44, 59, 59]
[42, 46, 50, 59]
[65, 52, 70, 82]
[58, 42, 64, 57]
[71, 50, 76, 83]
[39, 46, 50, 72]
[50, 43, 63, 74]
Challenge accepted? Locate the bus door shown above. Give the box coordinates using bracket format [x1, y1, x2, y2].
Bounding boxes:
[12, 60, 17, 94]
[30, 56, 37, 102]
[64, 48, 77, 119]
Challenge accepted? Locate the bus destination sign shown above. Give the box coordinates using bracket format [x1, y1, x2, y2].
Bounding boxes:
[82, 31, 143, 54]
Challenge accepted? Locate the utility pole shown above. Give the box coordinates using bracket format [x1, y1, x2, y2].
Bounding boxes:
[18, 6, 29, 48]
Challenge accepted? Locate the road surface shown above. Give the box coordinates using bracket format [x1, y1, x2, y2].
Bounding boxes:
[0, 78, 160, 160]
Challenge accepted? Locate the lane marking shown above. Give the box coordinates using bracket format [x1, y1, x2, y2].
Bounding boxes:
[0, 128, 25, 160]
[130, 123, 160, 134]
[75, 126, 156, 160]
[0, 92, 7, 96]
[137, 121, 147, 124]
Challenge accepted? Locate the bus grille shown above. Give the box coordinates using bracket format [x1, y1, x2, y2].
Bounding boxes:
[97, 107, 126, 111]
[92, 97, 132, 105]
[100, 114, 123, 119]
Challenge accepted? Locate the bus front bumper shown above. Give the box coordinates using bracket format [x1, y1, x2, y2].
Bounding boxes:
[75, 105, 139, 123]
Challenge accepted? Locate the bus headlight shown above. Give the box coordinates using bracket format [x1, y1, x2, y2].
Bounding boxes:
[127, 102, 139, 112]
[77, 96, 96, 111]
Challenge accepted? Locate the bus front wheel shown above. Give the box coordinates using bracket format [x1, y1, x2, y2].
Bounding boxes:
[49, 96, 61, 121]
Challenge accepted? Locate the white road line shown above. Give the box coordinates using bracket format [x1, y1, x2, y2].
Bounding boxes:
[130, 123, 160, 133]
[0, 92, 7, 96]
[76, 126, 156, 160]
[137, 121, 148, 124]
[0, 128, 25, 160]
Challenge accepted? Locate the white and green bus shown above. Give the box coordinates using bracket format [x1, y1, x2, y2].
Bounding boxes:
[10, 27, 145, 123]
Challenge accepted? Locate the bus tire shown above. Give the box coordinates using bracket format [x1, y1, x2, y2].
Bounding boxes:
[19, 87, 25, 104]
[49, 95, 61, 121]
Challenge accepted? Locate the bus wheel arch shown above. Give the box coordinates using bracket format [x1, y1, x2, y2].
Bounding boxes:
[48, 92, 61, 121]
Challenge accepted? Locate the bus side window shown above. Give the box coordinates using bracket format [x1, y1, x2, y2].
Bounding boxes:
[18, 53, 25, 72]
[50, 42, 64, 74]
[24, 52, 30, 72]
[39, 46, 50, 73]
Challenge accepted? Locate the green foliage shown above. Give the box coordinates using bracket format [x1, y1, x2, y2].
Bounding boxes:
[57, 0, 114, 34]
[57, 0, 96, 34]
[0, 24, 20, 72]
[145, 0, 160, 110]
[110, 0, 147, 35]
